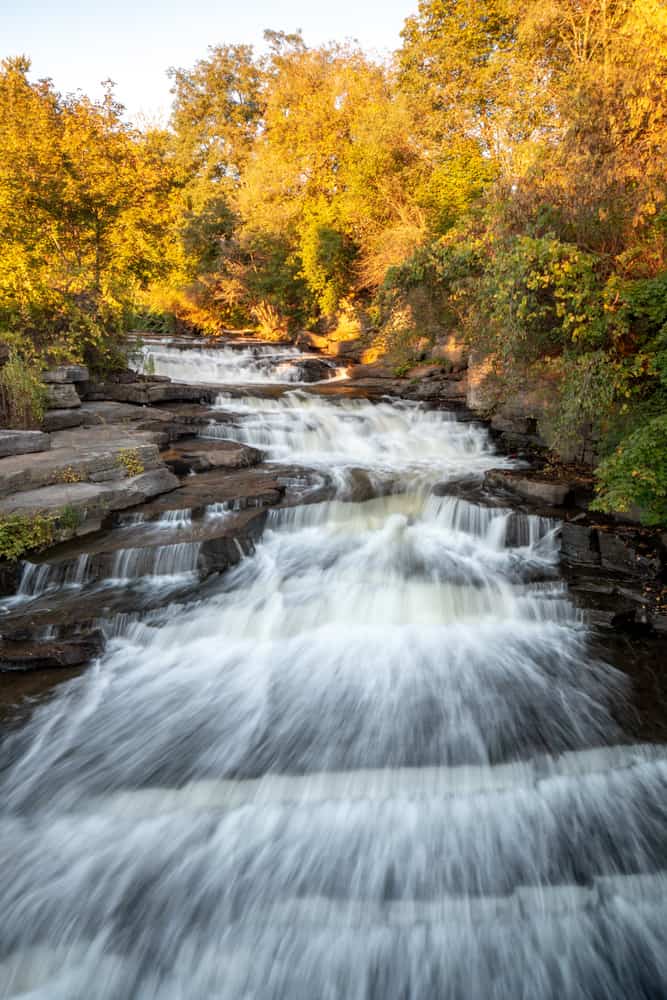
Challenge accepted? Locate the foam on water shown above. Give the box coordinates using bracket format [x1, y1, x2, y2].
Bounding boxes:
[0, 392, 665, 998]
[131, 341, 346, 385]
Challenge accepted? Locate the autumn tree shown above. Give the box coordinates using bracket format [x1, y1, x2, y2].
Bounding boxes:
[0, 58, 179, 364]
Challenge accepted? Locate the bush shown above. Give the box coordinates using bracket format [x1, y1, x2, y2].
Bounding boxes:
[0, 348, 46, 428]
[592, 414, 667, 525]
[0, 513, 55, 561]
[472, 236, 607, 368]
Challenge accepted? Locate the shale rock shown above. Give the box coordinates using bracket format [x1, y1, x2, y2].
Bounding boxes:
[45, 383, 81, 410]
[0, 430, 51, 458]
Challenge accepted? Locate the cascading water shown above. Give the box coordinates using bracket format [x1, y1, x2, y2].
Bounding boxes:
[13, 554, 91, 600]
[130, 341, 346, 385]
[108, 541, 201, 582]
[1, 392, 665, 998]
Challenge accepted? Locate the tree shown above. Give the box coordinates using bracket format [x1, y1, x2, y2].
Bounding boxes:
[0, 59, 178, 364]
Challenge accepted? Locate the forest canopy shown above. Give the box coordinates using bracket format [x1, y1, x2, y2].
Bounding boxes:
[1, 0, 667, 521]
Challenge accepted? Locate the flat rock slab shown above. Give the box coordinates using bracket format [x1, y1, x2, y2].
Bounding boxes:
[485, 469, 575, 507]
[42, 409, 85, 432]
[85, 380, 217, 406]
[0, 430, 50, 458]
[163, 438, 262, 475]
[79, 401, 179, 425]
[42, 365, 89, 384]
[0, 435, 162, 500]
[0, 468, 179, 521]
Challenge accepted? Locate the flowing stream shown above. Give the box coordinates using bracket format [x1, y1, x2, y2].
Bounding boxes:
[130, 340, 346, 384]
[1, 359, 666, 997]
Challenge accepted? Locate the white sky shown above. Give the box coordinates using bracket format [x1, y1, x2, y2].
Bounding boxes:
[2, 0, 414, 123]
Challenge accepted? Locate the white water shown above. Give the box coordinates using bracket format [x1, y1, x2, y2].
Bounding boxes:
[206, 392, 510, 494]
[108, 541, 201, 581]
[1, 391, 665, 998]
[131, 341, 346, 385]
[14, 553, 91, 599]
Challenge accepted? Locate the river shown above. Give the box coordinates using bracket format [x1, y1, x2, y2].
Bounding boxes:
[1, 341, 666, 998]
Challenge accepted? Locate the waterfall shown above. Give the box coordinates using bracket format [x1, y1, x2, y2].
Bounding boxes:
[204, 392, 509, 494]
[130, 341, 346, 385]
[0, 390, 665, 998]
[109, 541, 201, 581]
[15, 554, 91, 599]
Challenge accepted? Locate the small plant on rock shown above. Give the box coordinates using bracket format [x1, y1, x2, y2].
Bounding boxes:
[57, 466, 82, 484]
[57, 504, 83, 532]
[117, 448, 144, 478]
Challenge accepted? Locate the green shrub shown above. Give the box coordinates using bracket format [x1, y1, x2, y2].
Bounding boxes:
[473, 236, 607, 367]
[0, 513, 55, 561]
[591, 414, 667, 525]
[0, 348, 46, 428]
[57, 505, 83, 532]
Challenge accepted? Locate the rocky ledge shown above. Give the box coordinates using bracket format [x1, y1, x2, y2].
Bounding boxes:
[476, 466, 667, 636]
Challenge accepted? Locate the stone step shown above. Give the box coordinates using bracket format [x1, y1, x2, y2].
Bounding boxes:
[83, 379, 217, 406]
[90, 744, 665, 817]
[41, 409, 85, 432]
[0, 468, 179, 523]
[162, 437, 262, 475]
[3, 508, 267, 609]
[0, 437, 162, 499]
[0, 430, 50, 459]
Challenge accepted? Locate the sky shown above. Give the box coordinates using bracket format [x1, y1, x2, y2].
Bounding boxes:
[2, 0, 414, 123]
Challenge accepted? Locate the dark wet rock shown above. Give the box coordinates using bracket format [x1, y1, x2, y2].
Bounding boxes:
[42, 365, 89, 384]
[121, 464, 299, 521]
[561, 522, 601, 568]
[0, 561, 20, 598]
[0, 632, 103, 671]
[0, 430, 51, 458]
[198, 511, 267, 576]
[294, 358, 338, 383]
[598, 531, 662, 579]
[594, 631, 667, 744]
[337, 468, 397, 503]
[45, 383, 81, 409]
[566, 576, 649, 629]
[431, 476, 512, 509]
[485, 469, 575, 507]
[163, 438, 262, 476]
